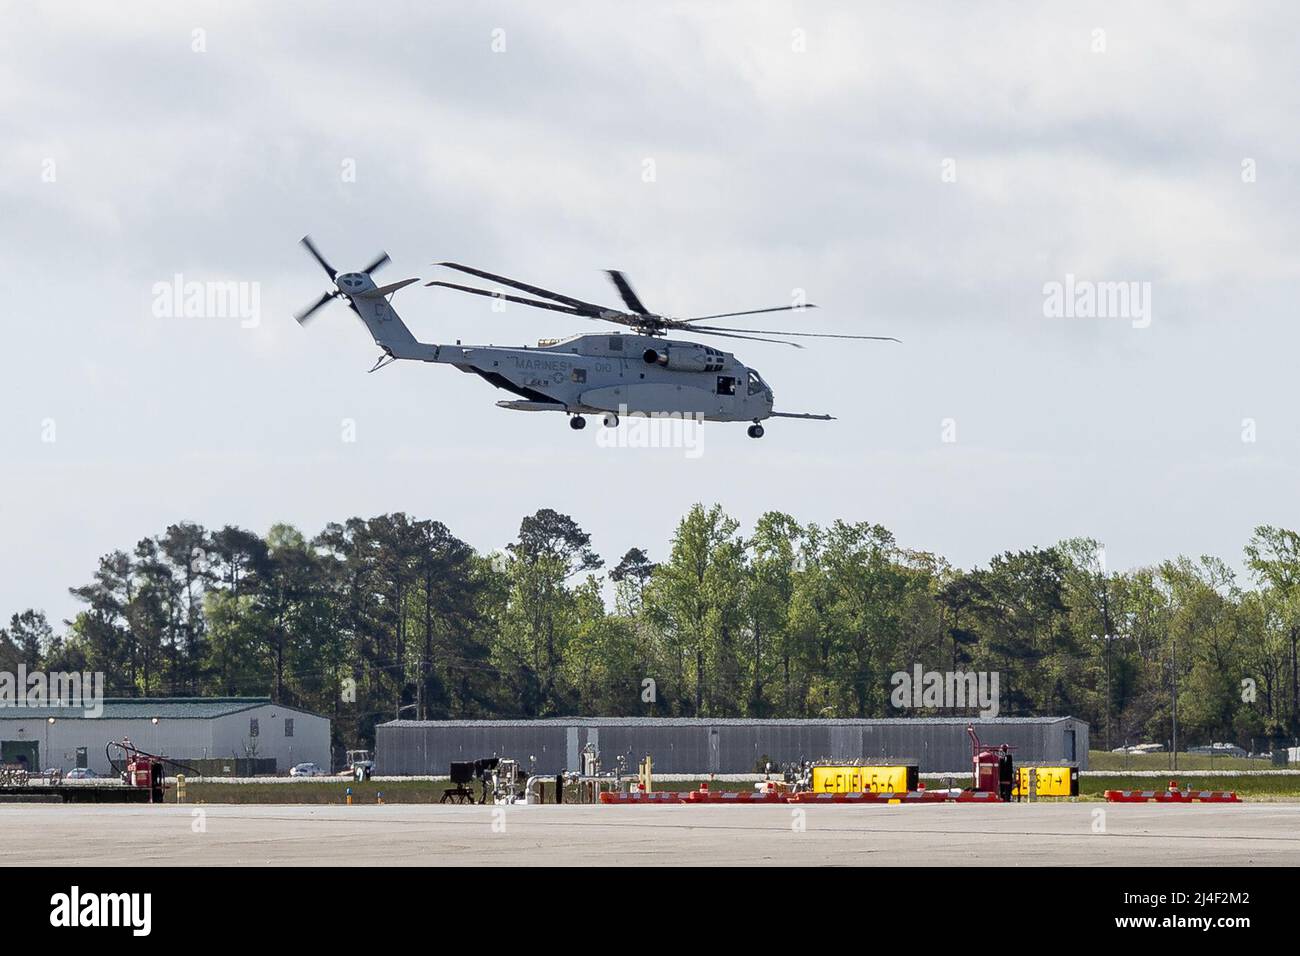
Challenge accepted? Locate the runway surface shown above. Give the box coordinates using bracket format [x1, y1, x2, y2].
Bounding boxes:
[3, 801, 1299, 866]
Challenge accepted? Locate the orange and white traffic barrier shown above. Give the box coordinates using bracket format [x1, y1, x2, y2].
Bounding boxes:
[686, 788, 786, 803]
[598, 791, 687, 804]
[789, 791, 909, 804]
[788, 789, 1001, 804]
[600, 786, 1010, 805]
[1104, 789, 1240, 803]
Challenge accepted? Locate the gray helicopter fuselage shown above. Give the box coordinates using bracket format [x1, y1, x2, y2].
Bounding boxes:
[334, 269, 777, 423]
[431, 333, 775, 422]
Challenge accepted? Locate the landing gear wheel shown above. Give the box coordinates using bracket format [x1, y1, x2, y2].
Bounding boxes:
[747, 424, 765, 439]
[602, 412, 619, 428]
[569, 416, 587, 431]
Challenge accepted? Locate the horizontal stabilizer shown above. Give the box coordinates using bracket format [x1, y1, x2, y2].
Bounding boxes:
[358, 277, 420, 297]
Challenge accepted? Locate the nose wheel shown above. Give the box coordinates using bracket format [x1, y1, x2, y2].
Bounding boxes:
[569, 415, 587, 430]
[602, 412, 619, 428]
[747, 423, 765, 439]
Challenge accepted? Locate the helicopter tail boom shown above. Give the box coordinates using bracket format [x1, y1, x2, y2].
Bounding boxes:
[343, 281, 439, 361]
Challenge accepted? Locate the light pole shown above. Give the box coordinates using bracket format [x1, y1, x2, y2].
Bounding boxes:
[45, 717, 54, 771]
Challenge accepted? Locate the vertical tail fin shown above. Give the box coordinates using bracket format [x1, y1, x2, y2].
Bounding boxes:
[348, 279, 438, 360]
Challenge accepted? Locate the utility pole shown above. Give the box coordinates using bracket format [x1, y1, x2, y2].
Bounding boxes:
[1171, 631, 1179, 771]
[1093, 632, 1123, 751]
[1104, 634, 1112, 751]
[1100, 565, 1114, 752]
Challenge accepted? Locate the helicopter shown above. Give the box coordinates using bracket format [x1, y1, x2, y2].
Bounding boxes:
[293, 236, 898, 438]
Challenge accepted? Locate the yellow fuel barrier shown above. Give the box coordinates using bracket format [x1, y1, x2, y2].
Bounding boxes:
[811, 765, 919, 794]
[1013, 766, 1079, 798]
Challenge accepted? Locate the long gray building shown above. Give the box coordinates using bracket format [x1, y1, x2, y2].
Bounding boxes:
[377, 716, 1088, 775]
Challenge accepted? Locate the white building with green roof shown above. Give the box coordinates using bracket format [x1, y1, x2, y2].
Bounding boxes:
[0, 697, 330, 775]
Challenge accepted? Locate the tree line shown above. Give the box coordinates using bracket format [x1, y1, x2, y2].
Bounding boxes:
[4, 507, 1299, 754]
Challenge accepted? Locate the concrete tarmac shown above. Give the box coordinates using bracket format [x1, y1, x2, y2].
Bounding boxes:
[3, 801, 1299, 866]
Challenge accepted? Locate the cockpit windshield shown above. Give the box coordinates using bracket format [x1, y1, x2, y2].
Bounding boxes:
[747, 369, 769, 395]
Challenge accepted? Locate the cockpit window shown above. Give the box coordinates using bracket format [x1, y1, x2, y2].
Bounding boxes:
[747, 370, 768, 395]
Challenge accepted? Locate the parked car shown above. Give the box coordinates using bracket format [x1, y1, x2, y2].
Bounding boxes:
[64, 768, 98, 780]
[289, 762, 327, 777]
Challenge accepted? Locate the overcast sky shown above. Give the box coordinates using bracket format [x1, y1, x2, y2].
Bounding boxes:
[3, 1, 1299, 625]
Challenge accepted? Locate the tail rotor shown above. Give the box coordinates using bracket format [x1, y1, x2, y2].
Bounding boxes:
[293, 235, 391, 325]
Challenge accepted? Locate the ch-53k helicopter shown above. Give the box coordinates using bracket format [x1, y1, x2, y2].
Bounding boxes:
[293, 236, 898, 437]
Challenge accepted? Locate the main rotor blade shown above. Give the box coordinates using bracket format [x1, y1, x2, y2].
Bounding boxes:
[436, 262, 608, 313]
[425, 281, 591, 317]
[681, 304, 819, 322]
[606, 270, 651, 315]
[687, 328, 803, 348]
[361, 251, 391, 275]
[300, 235, 337, 279]
[294, 291, 336, 325]
[690, 325, 900, 343]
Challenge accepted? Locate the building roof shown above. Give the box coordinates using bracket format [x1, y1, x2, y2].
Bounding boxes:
[379, 716, 1083, 729]
[0, 697, 317, 720]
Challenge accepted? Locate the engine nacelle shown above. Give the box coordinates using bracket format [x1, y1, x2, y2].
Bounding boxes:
[642, 343, 725, 372]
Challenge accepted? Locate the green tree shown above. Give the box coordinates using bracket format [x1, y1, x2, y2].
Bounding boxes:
[747, 512, 802, 716]
[1160, 556, 1247, 744]
[1244, 525, 1300, 733]
[644, 504, 746, 716]
[0, 609, 53, 670]
[497, 509, 602, 715]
